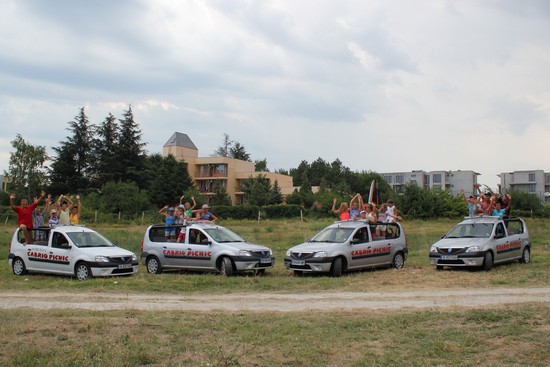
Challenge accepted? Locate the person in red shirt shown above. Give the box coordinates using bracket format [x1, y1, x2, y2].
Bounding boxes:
[10, 191, 45, 244]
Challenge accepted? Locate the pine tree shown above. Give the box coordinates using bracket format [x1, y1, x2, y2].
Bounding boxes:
[92, 113, 120, 187]
[270, 179, 283, 204]
[116, 105, 147, 186]
[49, 107, 95, 194]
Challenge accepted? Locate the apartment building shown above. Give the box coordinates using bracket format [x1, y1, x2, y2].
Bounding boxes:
[163, 132, 294, 204]
[380, 170, 480, 197]
[498, 170, 550, 203]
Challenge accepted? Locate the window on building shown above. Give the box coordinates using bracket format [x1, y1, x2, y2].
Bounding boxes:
[528, 184, 536, 193]
[546, 175, 550, 184]
[396, 175, 404, 184]
[529, 172, 535, 182]
[383, 175, 392, 184]
[433, 174, 442, 184]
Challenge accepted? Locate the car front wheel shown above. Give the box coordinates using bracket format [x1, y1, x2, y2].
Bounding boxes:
[482, 252, 493, 271]
[519, 247, 530, 264]
[220, 257, 235, 277]
[12, 258, 27, 276]
[392, 252, 405, 269]
[146, 256, 163, 274]
[331, 257, 343, 277]
[75, 262, 92, 280]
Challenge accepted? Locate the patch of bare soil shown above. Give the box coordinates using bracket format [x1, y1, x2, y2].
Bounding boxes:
[0, 288, 548, 312]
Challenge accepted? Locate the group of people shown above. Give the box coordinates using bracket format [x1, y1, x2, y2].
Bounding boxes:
[461, 189, 512, 218]
[10, 192, 82, 244]
[332, 194, 400, 226]
[158, 195, 218, 241]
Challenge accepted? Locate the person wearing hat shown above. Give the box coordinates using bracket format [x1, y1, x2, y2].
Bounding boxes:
[159, 205, 177, 240]
[197, 204, 217, 222]
[48, 207, 60, 228]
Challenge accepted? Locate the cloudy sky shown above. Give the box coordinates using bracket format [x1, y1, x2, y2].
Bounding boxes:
[1, 0, 549, 189]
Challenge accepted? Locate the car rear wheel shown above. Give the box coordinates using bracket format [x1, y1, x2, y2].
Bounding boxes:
[482, 252, 493, 271]
[220, 257, 235, 277]
[12, 258, 27, 276]
[331, 257, 344, 277]
[75, 262, 91, 280]
[519, 247, 530, 264]
[392, 252, 405, 269]
[146, 256, 163, 274]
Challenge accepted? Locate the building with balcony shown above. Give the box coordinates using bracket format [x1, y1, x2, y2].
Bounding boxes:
[498, 170, 550, 202]
[380, 170, 480, 197]
[163, 132, 294, 204]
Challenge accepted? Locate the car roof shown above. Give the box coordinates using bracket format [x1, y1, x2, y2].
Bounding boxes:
[49, 225, 96, 233]
[328, 220, 381, 229]
[150, 222, 221, 230]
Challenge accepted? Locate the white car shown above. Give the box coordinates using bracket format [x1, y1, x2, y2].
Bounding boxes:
[140, 222, 275, 276]
[8, 225, 139, 280]
[429, 216, 531, 270]
[284, 220, 408, 277]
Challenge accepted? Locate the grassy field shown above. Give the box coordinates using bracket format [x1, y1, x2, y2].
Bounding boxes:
[0, 303, 548, 366]
[0, 218, 548, 293]
[0, 219, 548, 366]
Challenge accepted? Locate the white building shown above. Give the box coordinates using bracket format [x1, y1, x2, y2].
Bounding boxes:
[380, 170, 480, 197]
[498, 170, 550, 203]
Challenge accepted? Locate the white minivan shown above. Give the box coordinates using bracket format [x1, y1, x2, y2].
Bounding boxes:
[8, 225, 139, 280]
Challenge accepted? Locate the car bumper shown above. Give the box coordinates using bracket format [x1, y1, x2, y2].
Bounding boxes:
[90, 261, 139, 276]
[429, 252, 484, 267]
[233, 256, 275, 271]
[284, 257, 335, 272]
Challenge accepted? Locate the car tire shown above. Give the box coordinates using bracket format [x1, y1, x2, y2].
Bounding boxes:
[482, 252, 493, 271]
[12, 257, 27, 276]
[331, 257, 344, 277]
[75, 262, 91, 281]
[220, 257, 235, 277]
[519, 247, 530, 264]
[392, 252, 405, 269]
[146, 256, 163, 274]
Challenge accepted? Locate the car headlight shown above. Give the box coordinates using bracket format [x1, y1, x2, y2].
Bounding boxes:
[285, 250, 291, 257]
[430, 246, 437, 253]
[132, 254, 137, 261]
[269, 249, 273, 256]
[239, 250, 252, 256]
[465, 246, 481, 252]
[95, 255, 110, 262]
[313, 251, 328, 257]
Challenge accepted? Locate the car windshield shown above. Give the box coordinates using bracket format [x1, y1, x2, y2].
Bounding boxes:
[66, 231, 115, 248]
[204, 228, 245, 243]
[309, 227, 354, 243]
[445, 223, 494, 239]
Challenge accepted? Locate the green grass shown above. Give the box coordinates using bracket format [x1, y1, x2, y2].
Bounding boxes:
[0, 303, 548, 366]
[0, 218, 548, 293]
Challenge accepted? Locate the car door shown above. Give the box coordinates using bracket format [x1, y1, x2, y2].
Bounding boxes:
[183, 228, 214, 269]
[155, 226, 188, 268]
[499, 219, 523, 261]
[348, 225, 373, 269]
[492, 222, 512, 263]
[43, 231, 72, 274]
[367, 223, 398, 266]
[23, 228, 50, 272]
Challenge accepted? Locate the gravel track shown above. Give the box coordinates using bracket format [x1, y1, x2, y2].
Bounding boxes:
[1, 287, 548, 312]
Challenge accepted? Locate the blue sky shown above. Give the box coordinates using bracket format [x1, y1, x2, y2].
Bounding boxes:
[1, 0, 549, 189]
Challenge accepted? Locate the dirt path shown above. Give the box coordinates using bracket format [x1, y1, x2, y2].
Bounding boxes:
[1, 288, 548, 312]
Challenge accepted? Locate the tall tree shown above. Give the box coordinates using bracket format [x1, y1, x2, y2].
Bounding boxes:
[4, 134, 49, 198]
[229, 142, 251, 161]
[212, 133, 233, 157]
[92, 113, 119, 187]
[270, 179, 283, 205]
[116, 105, 147, 186]
[144, 154, 193, 207]
[242, 174, 272, 206]
[50, 107, 95, 194]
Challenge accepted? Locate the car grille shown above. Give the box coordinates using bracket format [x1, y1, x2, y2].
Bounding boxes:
[437, 248, 466, 255]
[251, 251, 270, 258]
[108, 256, 133, 264]
[290, 252, 314, 259]
[438, 259, 465, 265]
[289, 264, 312, 270]
[112, 268, 134, 274]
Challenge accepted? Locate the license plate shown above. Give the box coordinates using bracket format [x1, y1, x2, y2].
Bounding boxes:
[260, 258, 272, 264]
[118, 264, 132, 269]
[292, 260, 305, 266]
[440, 255, 458, 260]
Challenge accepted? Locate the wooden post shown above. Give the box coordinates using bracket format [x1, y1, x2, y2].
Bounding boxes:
[141, 211, 145, 224]
[118, 211, 121, 221]
[300, 209, 303, 222]
[94, 211, 98, 223]
[258, 210, 261, 224]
